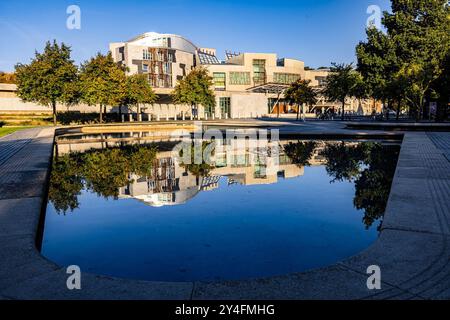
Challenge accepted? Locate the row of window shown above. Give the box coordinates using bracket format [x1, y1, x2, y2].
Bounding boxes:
[147, 74, 172, 88]
[203, 97, 231, 118]
[143, 49, 174, 62]
[273, 73, 301, 84]
[142, 62, 172, 74]
[213, 72, 302, 88]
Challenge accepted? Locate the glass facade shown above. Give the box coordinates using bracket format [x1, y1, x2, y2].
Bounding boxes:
[274, 73, 301, 84]
[229, 72, 251, 85]
[204, 104, 214, 117]
[253, 59, 266, 85]
[219, 97, 231, 118]
[143, 49, 151, 60]
[213, 72, 226, 90]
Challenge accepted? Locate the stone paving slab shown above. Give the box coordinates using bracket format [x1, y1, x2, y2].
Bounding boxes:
[2, 269, 194, 300]
[0, 197, 42, 238]
[191, 264, 402, 300]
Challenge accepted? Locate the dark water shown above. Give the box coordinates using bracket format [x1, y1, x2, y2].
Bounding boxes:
[41, 138, 400, 282]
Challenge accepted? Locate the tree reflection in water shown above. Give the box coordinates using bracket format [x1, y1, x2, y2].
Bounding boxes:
[49, 140, 399, 230]
[48, 145, 157, 214]
[284, 141, 317, 166]
[320, 141, 400, 230]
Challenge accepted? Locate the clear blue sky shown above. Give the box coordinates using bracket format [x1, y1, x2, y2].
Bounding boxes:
[0, 0, 391, 72]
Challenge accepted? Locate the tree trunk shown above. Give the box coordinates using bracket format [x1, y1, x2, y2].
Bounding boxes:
[99, 104, 103, 123]
[396, 100, 401, 121]
[137, 104, 141, 122]
[52, 101, 57, 126]
[386, 99, 391, 121]
[118, 105, 122, 122]
[341, 100, 345, 121]
[296, 103, 300, 121]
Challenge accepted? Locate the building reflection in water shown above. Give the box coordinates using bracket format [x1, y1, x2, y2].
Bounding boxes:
[50, 134, 399, 230]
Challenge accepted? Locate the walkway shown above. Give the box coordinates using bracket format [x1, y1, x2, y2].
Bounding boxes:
[0, 124, 449, 299]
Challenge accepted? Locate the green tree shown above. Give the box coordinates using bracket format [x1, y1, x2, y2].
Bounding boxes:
[357, 0, 450, 121]
[123, 74, 158, 118]
[14, 40, 79, 125]
[79, 52, 126, 123]
[356, 27, 399, 118]
[172, 66, 215, 119]
[431, 52, 450, 121]
[0, 72, 16, 84]
[322, 63, 362, 120]
[284, 79, 318, 121]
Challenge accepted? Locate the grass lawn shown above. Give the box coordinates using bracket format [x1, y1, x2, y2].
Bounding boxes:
[0, 126, 36, 138]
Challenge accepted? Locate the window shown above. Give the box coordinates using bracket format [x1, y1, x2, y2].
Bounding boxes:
[213, 72, 226, 90]
[274, 73, 301, 84]
[198, 52, 220, 65]
[142, 63, 149, 72]
[204, 104, 214, 117]
[163, 62, 171, 74]
[229, 72, 251, 85]
[168, 52, 174, 62]
[143, 49, 151, 60]
[220, 97, 231, 118]
[253, 59, 266, 84]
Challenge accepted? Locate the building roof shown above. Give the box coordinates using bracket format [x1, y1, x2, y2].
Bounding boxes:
[197, 51, 221, 65]
[246, 83, 290, 94]
[126, 32, 198, 54]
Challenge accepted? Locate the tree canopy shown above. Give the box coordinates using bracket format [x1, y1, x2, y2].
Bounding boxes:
[14, 40, 79, 125]
[0, 72, 16, 84]
[357, 0, 450, 120]
[123, 74, 158, 115]
[79, 52, 127, 122]
[322, 63, 364, 120]
[284, 79, 318, 120]
[172, 66, 215, 116]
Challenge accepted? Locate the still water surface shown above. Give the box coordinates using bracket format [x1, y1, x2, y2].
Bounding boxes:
[42, 137, 400, 281]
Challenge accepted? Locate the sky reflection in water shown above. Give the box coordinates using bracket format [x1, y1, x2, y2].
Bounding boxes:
[42, 138, 400, 282]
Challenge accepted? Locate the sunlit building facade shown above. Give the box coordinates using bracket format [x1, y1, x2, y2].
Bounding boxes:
[110, 32, 377, 119]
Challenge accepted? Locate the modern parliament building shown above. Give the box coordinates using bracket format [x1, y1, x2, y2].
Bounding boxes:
[110, 32, 376, 119]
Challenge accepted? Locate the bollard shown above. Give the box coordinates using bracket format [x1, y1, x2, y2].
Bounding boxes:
[190, 114, 193, 121]
[129, 114, 133, 122]
[166, 114, 169, 121]
[148, 114, 152, 122]
[121, 114, 125, 123]
[205, 113, 208, 120]
[157, 114, 160, 121]
[182, 112, 185, 121]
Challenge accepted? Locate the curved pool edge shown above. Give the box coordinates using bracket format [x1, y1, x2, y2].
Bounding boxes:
[1, 126, 449, 300]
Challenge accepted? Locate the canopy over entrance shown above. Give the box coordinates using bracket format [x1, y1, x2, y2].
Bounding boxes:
[246, 83, 290, 94]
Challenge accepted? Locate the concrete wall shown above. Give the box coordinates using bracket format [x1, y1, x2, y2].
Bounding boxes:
[229, 93, 268, 118]
[0, 97, 105, 112]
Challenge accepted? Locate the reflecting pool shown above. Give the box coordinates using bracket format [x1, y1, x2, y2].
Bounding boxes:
[41, 135, 400, 282]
